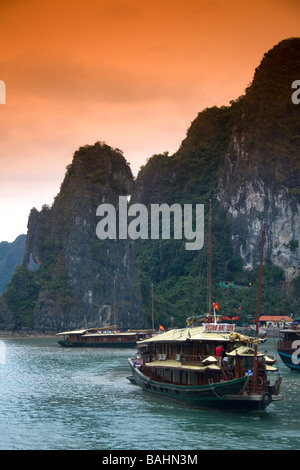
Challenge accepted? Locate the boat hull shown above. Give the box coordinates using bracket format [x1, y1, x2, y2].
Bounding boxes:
[128, 359, 283, 410]
[278, 350, 300, 372]
[128, 359, 248, 409]
[221, 393, 283, 411]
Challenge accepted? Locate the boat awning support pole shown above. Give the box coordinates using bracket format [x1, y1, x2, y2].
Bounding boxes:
[252, 222, 266, 394]
[208, 200, 212, 314]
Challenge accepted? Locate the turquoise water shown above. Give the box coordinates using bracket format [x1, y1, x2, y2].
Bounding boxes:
[0, 336, 299, 450]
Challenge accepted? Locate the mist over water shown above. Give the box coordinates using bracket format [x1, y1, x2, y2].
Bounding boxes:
[0, 336, 299, 450]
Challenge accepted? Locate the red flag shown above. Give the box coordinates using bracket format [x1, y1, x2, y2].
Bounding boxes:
[159, 324, 164, 331]
[213, 302, 219, 311]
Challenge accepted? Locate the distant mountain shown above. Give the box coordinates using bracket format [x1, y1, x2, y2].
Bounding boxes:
[0, 235, 27, 294]
[0, 38, 299, 333]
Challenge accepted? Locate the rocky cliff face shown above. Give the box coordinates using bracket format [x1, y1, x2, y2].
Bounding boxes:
[217, 38, 300, 280]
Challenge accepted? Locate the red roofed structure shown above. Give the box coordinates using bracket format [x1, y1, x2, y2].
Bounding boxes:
[259, 316, 293, 328]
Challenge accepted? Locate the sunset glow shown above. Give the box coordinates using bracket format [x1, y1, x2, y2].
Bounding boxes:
[1, 0, 299, 241]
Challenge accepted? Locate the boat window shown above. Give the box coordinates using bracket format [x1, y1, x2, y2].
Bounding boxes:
[173, 370, 180, 384]
[188, 372, 197, 386]
[243, 357, 254, 369]
[164, 369, 171, 382]
[181, 371, 188, 385]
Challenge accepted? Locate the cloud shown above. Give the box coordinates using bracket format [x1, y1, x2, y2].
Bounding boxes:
[2, 52, 198, 106]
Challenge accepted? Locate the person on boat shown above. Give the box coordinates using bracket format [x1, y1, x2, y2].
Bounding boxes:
[215, 345, 223, 366]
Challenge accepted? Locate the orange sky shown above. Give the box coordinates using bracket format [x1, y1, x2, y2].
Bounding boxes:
[0, 0, 299, 242]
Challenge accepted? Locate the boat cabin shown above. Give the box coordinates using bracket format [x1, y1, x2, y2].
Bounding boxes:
[135, 325, 278, 392]
[136, 326, 237, 387]
[278, 326, 300, 350]
[56, 326, 148, 347]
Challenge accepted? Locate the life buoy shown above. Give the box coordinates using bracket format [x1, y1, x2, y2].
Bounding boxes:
[261, 392, 272, 404]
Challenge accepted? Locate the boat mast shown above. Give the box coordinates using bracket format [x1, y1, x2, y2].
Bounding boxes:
[256, 223, 265, 334]
[114, 278, 116, 326]
[151, 283, 154, 330]
[208, 199, 212, 315]
[252, 222, 266, 393]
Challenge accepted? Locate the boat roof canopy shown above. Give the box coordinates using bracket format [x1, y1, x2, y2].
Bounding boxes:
[226, 346, 263, 357]
[226, 346, 276, 363]
[137, 326, 234, 345]
[145, 359, 221, 372]
[82, 331, 136, 337]
[56, 329, 87, 336]
[56, 325, 118, 336]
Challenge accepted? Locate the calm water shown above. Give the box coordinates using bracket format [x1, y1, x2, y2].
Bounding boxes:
[0, 336, 299, 450]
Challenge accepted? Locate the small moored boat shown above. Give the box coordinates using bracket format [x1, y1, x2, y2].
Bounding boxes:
[277, 322, 300, 371]
[57, 326, 151, 348]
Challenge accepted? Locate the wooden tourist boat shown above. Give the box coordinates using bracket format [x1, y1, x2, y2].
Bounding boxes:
[128, 220, 283, 411]
[57, 326, 151, 348]
[277, 322, 300, 371]
[128, 322, 283, 410]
